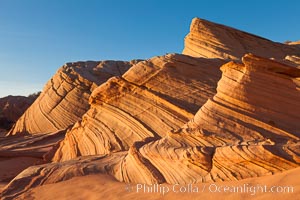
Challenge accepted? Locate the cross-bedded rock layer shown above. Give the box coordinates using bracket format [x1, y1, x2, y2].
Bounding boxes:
[182, 18, 300, 60]
[8, 61, 137, 135]
[53, 54, 224, 161]
[2, 18, 300, 200]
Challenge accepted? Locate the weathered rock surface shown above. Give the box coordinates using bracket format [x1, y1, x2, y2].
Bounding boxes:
[53, 54, 225, 161]
[8, 61, 138, 135]
[182, 18, 300, 60]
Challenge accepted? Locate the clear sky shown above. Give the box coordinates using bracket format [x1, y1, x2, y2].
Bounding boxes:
[0, 0, 299, 97]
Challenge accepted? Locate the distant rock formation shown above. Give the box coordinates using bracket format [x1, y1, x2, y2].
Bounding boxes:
[53, 54, 224, 161]
[0, 95, 38, 131]
[182, 18, 300, 60]
[8, 60, 139, 135]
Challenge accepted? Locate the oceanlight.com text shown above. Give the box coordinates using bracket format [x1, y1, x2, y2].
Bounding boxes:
[125, 183, 294, 196]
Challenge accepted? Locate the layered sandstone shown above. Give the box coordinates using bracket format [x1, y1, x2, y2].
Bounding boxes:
[8, 60, 137, 135]
[53, 54, 224, 161]
[183, 18, 300, 60]
[1, 18, 300, 200]
[121, 54, 300, 184]
[2, 55, 300, 199]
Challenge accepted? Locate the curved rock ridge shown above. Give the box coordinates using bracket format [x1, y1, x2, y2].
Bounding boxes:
[53, 54, 225, 161]
[114, 54, 300, 184]
[183, 18, 300, 60]
[8, 60, 138, 135]
[185, 54, 300, 139]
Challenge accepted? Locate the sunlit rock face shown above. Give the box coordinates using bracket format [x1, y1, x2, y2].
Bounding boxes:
[8, 60, 137, 135]
[2, 18, 300, 200]
[111, 54, 300, 184]
[183, 18, 300, 60]
[53, 54, 225, 161]
[2, 55, 300, 200]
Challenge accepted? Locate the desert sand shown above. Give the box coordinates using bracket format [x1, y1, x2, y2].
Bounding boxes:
[17, 167, 300, 200]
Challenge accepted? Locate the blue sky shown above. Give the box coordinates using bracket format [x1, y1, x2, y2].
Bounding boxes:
[0, 0, 299, 97]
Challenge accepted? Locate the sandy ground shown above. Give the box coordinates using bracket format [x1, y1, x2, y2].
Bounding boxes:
[16, 167, 300, 200]
[0, 157, 41, 183]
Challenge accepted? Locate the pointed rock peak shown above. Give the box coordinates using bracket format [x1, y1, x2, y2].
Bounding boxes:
[189, 17, 270, 41]
[183, 18, 300, 60]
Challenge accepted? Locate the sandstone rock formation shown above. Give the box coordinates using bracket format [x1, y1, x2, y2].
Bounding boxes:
[53, 54, 224, 161]
[8, 60, 138, 135]
[117, 54, 300, 184]
[2, 54, 300, 199]
[182, 18, 300, 60]
[1, 18, 300, 200]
